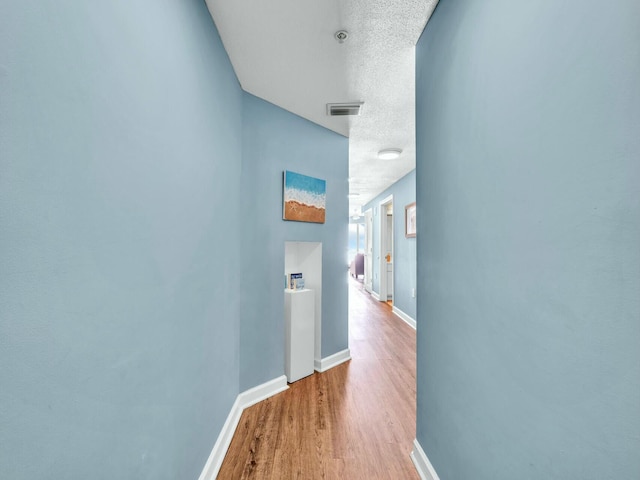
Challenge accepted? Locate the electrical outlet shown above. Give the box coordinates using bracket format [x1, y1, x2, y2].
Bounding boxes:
[411, 288, 416, 298]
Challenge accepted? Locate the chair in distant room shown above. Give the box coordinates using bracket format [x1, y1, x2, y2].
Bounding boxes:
[350, 253, 364, 279]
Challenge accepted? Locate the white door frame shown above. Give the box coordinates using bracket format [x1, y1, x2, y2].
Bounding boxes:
[378, 195, 393, 302]
[364, 208, 373, 293]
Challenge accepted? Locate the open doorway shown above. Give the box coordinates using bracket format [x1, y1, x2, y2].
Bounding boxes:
[379, 195, 393, 305]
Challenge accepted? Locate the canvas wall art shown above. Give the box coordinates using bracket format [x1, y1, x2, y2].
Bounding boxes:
[283, 170, 326, 223]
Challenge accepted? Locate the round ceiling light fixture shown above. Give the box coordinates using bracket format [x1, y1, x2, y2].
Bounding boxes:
[335, 30, 349, 43]
[378, 148, 402, 160]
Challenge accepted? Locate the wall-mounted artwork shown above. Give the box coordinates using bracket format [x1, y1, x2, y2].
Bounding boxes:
[283, 170, 326, 224]
[405, 202, 416, 238]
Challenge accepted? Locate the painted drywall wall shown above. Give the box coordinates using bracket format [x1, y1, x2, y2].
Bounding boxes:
[363, 170, 417, 320]
[0, 1, 242, 478]
[415, 1, 640, 479]
[240, 93, 349, 391]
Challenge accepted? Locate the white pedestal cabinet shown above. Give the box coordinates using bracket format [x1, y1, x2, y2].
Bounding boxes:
[284, 289, 315, 383]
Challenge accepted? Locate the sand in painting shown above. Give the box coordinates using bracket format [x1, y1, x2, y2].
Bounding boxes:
[284, 200, 325, 223]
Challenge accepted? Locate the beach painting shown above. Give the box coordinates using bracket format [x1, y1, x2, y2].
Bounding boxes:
[283, 170, 326, 223]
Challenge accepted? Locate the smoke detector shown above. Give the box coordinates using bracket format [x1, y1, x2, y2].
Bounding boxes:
[335, 30, 349, 43]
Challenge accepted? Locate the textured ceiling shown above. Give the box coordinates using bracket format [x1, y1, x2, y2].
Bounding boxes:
[206, 0, 438, 214]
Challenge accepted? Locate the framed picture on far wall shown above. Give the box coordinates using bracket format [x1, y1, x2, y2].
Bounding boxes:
[405, 202, 416, 238]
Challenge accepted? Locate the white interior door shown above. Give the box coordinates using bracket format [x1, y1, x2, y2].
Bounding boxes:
[379, 195, 393, 302]
[364, 209, 373, 293]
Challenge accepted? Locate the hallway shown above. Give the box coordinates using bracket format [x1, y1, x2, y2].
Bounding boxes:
[217, 277, 418, 479]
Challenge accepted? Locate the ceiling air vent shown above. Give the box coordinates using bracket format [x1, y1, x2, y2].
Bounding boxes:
[327, 102, 363, 116]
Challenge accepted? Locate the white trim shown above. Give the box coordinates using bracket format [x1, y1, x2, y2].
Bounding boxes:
[410, 439, 440, 480]
[238, 375, 289, 410]
[314, 348, 351, 372]
[198, 376, 289, 480]
[197, 397, 242, 480]
[392, 306, 416, 330]
[371, 291, 380, 301]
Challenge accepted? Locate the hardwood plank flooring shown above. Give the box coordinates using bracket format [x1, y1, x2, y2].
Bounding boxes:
[217, 276, 418, 479]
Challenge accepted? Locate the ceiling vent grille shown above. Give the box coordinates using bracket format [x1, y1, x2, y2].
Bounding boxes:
[327, 102, 363, 116]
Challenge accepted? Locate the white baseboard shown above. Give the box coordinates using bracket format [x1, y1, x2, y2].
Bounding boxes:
[237, 375, 289, 410]
[392, 306, 416, 330]
[314, 348, 351, 372]
[410, 439, 440, 480]
[197, 397, 242, 480]
[371, 291, 380, 301]
[198, 375, 289, 480]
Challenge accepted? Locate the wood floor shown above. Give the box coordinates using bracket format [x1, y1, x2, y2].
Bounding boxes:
[217, 277, 418, 479]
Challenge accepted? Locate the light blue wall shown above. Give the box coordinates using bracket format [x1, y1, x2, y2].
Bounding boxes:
[415, 1, 640, 479]
[363, 170, 417, 320]
[240, 93, 349, 390]
[0, 2, 244, 478]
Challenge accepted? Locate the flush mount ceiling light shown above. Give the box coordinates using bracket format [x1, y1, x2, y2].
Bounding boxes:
[378, 148, 402, 160]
